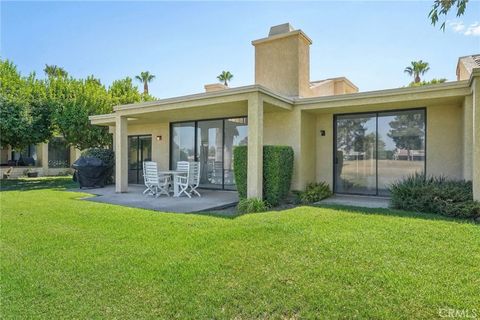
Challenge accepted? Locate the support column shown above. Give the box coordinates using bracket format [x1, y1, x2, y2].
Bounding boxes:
[247, 93, 263, 198]
[115, 116, 128, 193]
[40, 143, 48, 174]
[472, 76, 480, 201]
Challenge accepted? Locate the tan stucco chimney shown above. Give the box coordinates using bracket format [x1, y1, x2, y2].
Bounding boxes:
[252, 23, 312, 97]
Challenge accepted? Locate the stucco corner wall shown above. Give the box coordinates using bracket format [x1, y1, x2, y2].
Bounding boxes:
[315, 113, 334, 188]
[426, 104, 463, 180]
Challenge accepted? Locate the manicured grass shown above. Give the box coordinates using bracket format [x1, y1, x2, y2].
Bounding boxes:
[1, 179, 479, 319]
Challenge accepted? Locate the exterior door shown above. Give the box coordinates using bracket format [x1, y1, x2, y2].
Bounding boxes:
[128, 135, 152, 184]
[170, 117, 248, 190]
[335, 113, 377, 195]
[334, 109, 425, 195]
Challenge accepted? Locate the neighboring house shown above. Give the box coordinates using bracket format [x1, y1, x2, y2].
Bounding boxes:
[90, 23, 480, 200]
[0, 137, 80, 178]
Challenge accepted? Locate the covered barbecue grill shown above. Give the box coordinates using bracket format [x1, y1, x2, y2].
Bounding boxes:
[72, 156, 110, 188]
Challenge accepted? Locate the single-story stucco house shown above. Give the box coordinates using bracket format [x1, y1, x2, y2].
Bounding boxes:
[0, 138, 80, 178]
[90, 23, 480, 200]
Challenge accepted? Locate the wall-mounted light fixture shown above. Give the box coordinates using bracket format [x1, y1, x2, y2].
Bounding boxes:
[156, 135, 162, 141]
[320, 130, 326, 136]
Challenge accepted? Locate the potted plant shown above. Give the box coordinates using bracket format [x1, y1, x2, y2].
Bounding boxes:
[23, 168, 38, 178]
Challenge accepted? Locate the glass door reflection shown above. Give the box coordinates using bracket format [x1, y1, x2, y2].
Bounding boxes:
[197, 120, 223, 189]
[335, 114, 377, 195]
[128, 135, 152, 184]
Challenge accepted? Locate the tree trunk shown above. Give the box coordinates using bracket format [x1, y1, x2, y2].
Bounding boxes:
[414, 75, 420, 83]
[224, 80, 228, 86]
[144, 82, 149, 95]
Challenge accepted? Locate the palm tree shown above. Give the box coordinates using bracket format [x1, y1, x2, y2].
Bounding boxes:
[44, 64, 68, 78]
[404, 60, 430, 83]
[217, 71, 233, 86]
[135, 71, 155, 95]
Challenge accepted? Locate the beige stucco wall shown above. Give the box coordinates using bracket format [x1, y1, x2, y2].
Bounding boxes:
[315, 113, 334, 187]
[426, 104, 463, 179]
[263, 110, 301, 189]
[472, 77, 480, 200]
[462, 95, 473, 180]
[263, 108, 317, 191]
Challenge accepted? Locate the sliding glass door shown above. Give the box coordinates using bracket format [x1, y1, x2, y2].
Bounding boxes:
[197, 120, 223, 189]
[128, 135, 152, 184]
[170, 117, 248, 190]
[334, 109, 425, 196]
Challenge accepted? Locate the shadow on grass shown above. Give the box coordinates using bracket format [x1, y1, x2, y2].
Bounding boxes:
[313, 203, 479, 225]
[0, 176, 78, 192]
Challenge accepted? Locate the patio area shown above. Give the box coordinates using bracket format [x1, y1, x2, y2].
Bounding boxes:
[80, 185, 239, 213]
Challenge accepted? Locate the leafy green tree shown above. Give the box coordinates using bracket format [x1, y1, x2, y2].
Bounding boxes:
[44, 64, 68, 78]
[429, 0, 469, 30]
[108, 77, 142, 106]
[0, 60, 53, 151]
[404, 61, 430, 83]
[135, 71, 155, 95]
[217, 71, 233, 86]
[49, 76, 112, 150]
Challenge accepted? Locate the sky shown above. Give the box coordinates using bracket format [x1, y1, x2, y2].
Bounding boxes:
[1, 1, 479, 99]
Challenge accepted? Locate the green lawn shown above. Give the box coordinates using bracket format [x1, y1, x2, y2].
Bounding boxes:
[1, 178, 479, 319]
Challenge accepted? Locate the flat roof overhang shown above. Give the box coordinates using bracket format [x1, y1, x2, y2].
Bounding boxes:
[89, 85, 293, 126]
[296, 80, 470, 113]
[90, 80, 471, 126]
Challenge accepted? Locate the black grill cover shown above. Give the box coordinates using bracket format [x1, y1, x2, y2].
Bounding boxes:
[72, 156, 110, 188]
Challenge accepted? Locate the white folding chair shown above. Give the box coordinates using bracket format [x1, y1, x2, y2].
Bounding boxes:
[143, 161, 171, 197]
[175, 161, 191, 198]
[188, 162, 201, 197]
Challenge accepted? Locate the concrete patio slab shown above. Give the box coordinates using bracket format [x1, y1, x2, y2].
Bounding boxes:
[79, 185, 238, 213]
[317, 194, 390, 209]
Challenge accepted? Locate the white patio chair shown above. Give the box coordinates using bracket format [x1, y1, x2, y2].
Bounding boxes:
[174, 161, 191, 198]
[188, 162, 201, 197]
[143, 161, 171, 197]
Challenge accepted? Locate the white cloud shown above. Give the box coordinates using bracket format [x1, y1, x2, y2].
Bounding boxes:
[449, 21, 465, 32]
[448, 20, 480, 36]
[464, 22, 480, 36]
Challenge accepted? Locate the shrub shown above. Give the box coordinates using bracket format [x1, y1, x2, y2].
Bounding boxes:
[389, 173, 480, 219]
[233, 145, 294, 206]
[297, 182, 332, 204]
[237, 198, 269, 214]
[81, 148, 115, 184]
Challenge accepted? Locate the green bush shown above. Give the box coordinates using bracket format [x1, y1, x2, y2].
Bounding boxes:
[237, 198, 269, 214]
[389, 173, 480, 219]
[81, 148, 115, 184]
[233, 145, 294, 206]
[297, 182, 332, 204]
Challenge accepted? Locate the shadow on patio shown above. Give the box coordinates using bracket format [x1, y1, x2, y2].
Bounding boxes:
[80, 185, 239, 213]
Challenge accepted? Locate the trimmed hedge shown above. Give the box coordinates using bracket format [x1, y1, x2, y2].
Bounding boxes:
[233, 145, 294, 206]
[390, 173, 480, 219]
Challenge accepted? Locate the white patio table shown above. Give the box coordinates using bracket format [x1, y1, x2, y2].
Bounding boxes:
[158, 170, 187, 197]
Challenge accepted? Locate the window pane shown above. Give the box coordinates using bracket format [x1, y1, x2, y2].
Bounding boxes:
[48, 138, 70, 168]
[197, 120, 223, 189]
[377, 109, 425, 195]
[335, 114, 376, 195]
[171, 122, 195, 169]
[224, 117, 248, 190]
